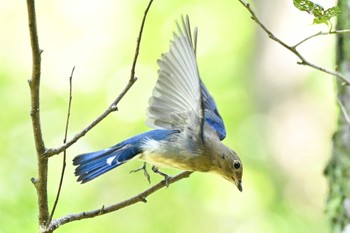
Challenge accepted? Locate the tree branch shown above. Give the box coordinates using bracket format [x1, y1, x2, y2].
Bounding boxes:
[337, 97, 350, 125]
[49, 67, 75, 224]
[26, 0, 157, 231]
[45, 171, 193, 232]
[238, 0, 350, 85]
[44, 0, 154, 157]
[293, 29, 350, 48]
[26, 0, 51, 229]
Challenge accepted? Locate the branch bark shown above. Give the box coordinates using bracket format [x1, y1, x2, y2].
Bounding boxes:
[325, 0, 350, 232]
[26, 0, 51, 230]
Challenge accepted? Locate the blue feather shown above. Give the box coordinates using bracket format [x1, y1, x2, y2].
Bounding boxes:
[73, 129, 178, 183]
[201, 81, 226, 140]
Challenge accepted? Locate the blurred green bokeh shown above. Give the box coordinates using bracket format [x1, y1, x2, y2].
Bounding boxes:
[0, 0, 337, 232]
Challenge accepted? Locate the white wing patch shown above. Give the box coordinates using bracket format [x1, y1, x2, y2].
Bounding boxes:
[106, 156, 116, 166]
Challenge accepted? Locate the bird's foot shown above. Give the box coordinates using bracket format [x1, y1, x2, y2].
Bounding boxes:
[151, 166, 171, 187]
[130, 162, 151, 184]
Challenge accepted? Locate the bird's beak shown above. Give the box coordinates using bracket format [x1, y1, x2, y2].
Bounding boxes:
[236, 180, 243, 192]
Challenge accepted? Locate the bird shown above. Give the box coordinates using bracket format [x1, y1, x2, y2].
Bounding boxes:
[73, 15, 243, 192]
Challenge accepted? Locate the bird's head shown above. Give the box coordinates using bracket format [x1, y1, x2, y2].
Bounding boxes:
[211, 145, 243, 192]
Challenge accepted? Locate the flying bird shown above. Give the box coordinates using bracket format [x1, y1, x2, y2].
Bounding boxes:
[73, 16, 243, 192]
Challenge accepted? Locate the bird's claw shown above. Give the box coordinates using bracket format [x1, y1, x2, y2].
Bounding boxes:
[130, 162, 151, 184]
[151, 166, 171, 187]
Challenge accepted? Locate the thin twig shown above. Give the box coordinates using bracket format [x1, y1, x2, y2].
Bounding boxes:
[293, 29, 350, 49]
[337, 97, 350, 124]
[237, 0, 350, 85]
[293, 31, 324, 48]
[44, 0, 154, 158]
[46, 171, 193, 232]
[130, 0, 154, 83]
[49, 67, 75, 224]
[26, 0, 51, 228]
[44, 79, 133, 158]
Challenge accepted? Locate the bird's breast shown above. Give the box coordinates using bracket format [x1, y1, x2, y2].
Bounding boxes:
[138, 138, 211, 172]
[138, 151, 193, 170]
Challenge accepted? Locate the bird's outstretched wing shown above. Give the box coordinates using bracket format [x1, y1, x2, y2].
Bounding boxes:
[146, 16, 202, 131]
[146, 16, 226, 140]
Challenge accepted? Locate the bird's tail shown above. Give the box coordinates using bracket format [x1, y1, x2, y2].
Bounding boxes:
[73, 142, 141, 183]
[73, 129, 178, 183]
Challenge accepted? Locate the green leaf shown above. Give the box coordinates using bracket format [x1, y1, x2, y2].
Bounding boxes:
[311, 4, 324, 17]
[324, 6, 341, 19]
[293, 0, 341, 26]
[293, 0, 315, 13]
[313, 17, 329, 25]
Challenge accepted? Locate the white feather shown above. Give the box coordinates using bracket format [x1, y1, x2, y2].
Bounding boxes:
[146, 17, 202, 131]
[106, 156, 116, 166]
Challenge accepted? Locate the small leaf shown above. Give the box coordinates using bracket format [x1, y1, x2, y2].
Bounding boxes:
[311, 4, 324, 17]
[324, 6, 341, 18]
[293, 0, 314, 13]
[313, 17, 329, 25]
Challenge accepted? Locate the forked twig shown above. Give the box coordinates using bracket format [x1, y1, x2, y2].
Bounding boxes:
[293, 29, 350, 48]
[237, 0, 350, 85]
[44, 0, 154, 157]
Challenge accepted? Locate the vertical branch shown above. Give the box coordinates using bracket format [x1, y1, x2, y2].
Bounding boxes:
[26, 0, 50, 229]
[325, 0, 350, 232]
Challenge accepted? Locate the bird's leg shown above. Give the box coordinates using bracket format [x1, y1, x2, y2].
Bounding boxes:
[151, 166, 171, 187]
[130, 162, 151, 184]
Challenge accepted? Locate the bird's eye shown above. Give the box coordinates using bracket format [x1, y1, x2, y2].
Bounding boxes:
[233, 161, 241, 169]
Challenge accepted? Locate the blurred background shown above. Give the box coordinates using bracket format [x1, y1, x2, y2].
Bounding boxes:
[0, 0, 338, 232]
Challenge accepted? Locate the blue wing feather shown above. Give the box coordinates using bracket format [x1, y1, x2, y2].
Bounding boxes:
[200, 81, 226, 140]
[73, 129, 178, 183]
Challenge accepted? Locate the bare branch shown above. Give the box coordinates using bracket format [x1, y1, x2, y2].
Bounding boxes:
[237, 0, 350, 85]
[293, 29, 350, 49]
[44, 78, 134, 157]
[26, 0, 45, 158]
[49, 67, 75, 224]
[293, 31, 324, 48]
[46, 171, 193, 232]
[44, 0, 154, 157]
[26, 0, 50, 228]
[130, 0, 154, 83]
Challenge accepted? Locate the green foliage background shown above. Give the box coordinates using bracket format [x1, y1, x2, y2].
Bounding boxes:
[0, 0, 337, 232]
